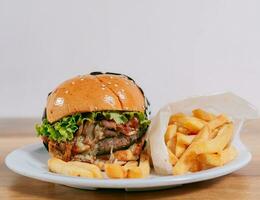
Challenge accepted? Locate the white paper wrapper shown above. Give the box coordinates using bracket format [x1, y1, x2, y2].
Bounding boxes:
[147, 92, 259, 175]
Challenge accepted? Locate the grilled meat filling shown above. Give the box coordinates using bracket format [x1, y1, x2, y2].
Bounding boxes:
[46, 117, 145, 162]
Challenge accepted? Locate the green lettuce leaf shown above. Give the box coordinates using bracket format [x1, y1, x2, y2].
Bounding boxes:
[35, 113, 85, 142]
[36, 111, 150, 142]
[102, 112, 128, 124]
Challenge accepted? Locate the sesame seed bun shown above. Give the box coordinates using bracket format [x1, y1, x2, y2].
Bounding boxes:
[46, 74, 145, 123]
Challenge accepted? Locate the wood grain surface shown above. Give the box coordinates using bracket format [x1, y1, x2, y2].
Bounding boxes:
[1, 118, 259, 200]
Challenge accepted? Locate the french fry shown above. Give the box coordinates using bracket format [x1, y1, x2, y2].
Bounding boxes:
[192, 125, 211, 143]
[123, 161, 138, 170]
[192, 109, 216, 122]
[127, 153, 150, 178]
[198, 146, 237, 169]
[208, 114, 230, 130]
[68, 161, 102, 178]
[139, 153, 150, 177]
[209, 128, 220, 139]
[190, 159, 202, 172]
[167, 134, 177, 154]
[164, 124, 177, 143]
[124, 161, 142, 178]
[220, 145, 237, 165]
[178, 116, 205, 133]
[197, 153, 221, 168]
[173, 126, 211, 175]
[48, 158, 94, 178]
[195, 123, 234, 154]
[167, 148, 178, 165]
[173, 151, 198, 175]
[175, 142, 186, 158]
[175, 133, 195, 158]
[177, 126, 191, 134]
[127, 167, 143, 178]
[175, 133, 187, 158]
[177, 133, 195, 145]
[105, 163, 127, 179]
[168, 113, 186, 125]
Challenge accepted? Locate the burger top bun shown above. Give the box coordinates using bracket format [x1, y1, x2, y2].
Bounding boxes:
[46, 74, 146, 123]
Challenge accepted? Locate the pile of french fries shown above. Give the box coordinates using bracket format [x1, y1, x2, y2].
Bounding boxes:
[165, 108, 237, 175]
[104, 153, 150, 179]
[48, 152, 150, 179]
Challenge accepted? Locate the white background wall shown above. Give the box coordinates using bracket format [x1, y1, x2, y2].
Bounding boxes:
[1, 0, 260, 118]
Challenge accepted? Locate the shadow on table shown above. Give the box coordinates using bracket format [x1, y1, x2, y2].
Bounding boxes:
[9, 174, 222, 200]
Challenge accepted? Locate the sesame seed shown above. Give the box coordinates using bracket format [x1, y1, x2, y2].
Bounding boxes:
[118, 91, 126, 100]
[104, 95, 115, 106]
[54, 97, 64, 106]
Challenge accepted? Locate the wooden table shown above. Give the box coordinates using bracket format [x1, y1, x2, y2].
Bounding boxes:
[1, 118, 260, 200]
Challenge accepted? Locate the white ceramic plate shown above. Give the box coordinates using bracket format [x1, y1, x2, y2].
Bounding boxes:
[5, 136, 251, 191]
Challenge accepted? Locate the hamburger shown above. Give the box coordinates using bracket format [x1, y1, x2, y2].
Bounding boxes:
[36, 72, 150, 167]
